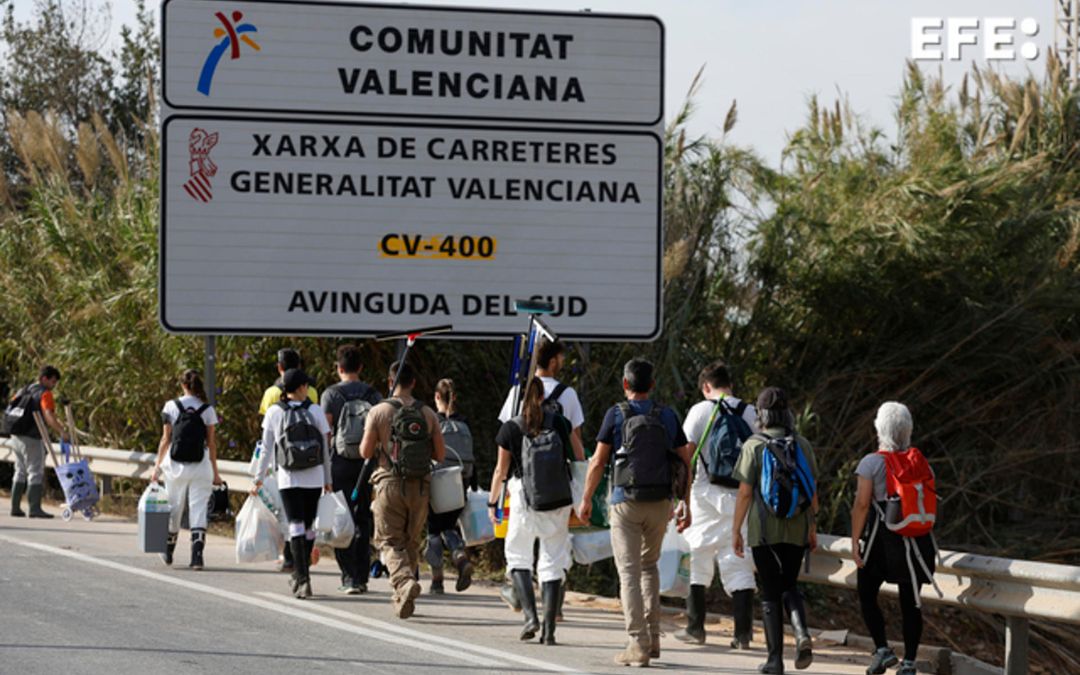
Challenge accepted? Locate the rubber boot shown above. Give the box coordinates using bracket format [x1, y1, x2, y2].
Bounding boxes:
[452, 548, 473, 592]
[783, 591, 813, 670]
[289, 536, 310, 598]
[500, 581, 522, 612]
[674, 584, 707, 645]
[555, 579, 566, 622]
[10, 481, 27, 517]
[301, 537, 315, 596]
[731, 589, 754, 649]
[27, 484, 53, 518]
[759, 601, 785, 674]
[190, 529, 206, 570]
[540, 580, 559, 645]
[512, 569, 539, 641]
[161, 532, 178, 566]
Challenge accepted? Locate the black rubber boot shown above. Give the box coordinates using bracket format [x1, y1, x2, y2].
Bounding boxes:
[555, 579, 566, 622]
[731, 589, 754, 649]
[10, 481, 27, 517]
[540, 580, 559, 645]
[189, 529, 206, 570]
[784, 591, 813, 670]
[161, 532, 178, 566]
[512, 569, 539, 641]
[674, 584, 707, 644]
[289, 536, 310, 598]
[452, 548, 473, 592]
[27, 484, 53, 518]
[759, 601, 785, 674]
[500, 581, 521, 612]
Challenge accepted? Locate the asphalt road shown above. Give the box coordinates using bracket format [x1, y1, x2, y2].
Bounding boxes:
[0, 510, 874, 675]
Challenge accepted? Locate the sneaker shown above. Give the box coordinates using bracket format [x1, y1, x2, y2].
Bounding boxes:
[674, 627, 705, 645]
[614, 641, 650, 668]
[866, 647, 899, 675]
[339, 584, 360, 595]
[350, 583, 367, 595]
[897, 659, 918, 675]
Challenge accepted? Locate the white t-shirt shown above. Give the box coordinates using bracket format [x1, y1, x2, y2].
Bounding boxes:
[257, 400, 332, 489]
[497, 376, 585, 429]
[162, 396, 219, 427]
[683, 395, 758, 483]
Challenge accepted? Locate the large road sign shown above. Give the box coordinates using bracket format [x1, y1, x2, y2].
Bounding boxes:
[161, 116, 662, 339]
[162, 0, 663, 126]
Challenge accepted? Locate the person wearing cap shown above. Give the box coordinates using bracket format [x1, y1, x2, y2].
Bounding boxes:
[732, 387, 819, 674]
[359, 360, 446, 620]
[256, 347, 319, 573]
[253, 369, 332, 599]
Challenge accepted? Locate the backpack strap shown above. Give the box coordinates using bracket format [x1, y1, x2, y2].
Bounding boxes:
[545, 382, 568, 406]
[194, 403, 210, 417]
[691, 400, 724, 475]
[733, 400, 749, 418]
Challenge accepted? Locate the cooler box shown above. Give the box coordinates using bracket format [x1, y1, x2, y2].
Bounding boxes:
[138, 483, 172, 553]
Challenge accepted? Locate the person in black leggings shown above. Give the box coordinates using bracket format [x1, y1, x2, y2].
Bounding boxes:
[732, 388, 819, 674]
[851, 402, 934, 675]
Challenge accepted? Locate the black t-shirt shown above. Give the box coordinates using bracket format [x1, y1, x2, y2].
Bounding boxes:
[495, 412, 574, 478]
[320, 381, 382, 437]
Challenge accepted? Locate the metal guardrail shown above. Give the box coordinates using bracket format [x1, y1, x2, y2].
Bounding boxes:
[4, 440, 1078, 674]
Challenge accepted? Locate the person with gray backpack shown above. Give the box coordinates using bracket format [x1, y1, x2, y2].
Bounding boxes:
[321, 344, 381, 595]
[578, 358, 694, 667]
[487, 376, 575, 646]
[359, 360, 445, 620]
[253, 369, 333, 599]
[425, 378, 474, 595]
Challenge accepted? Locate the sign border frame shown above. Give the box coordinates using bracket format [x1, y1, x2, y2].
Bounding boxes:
[159, 113, 664, 341]
[161, 0, 665, 127]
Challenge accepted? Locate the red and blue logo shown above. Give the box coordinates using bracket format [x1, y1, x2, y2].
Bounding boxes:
[197, 11, 260, 96]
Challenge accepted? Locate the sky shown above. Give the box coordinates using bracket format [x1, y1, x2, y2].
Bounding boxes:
[11, 0, 1058, 165]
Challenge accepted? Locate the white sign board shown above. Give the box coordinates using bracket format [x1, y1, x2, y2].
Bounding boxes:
[161, 116, 662, 339]
[162, 0, 663, 126]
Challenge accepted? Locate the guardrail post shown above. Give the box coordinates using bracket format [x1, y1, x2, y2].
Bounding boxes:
[1005, 616, 1029, 675]
[99, 475, 112, 497]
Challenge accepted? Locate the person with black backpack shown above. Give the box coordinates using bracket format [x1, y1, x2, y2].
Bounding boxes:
[578, 358, 694, 667]
[320, 344, 382, 595]
[359, 360, 445, 620]
[426, 378, 474, 595]
[253, 369, 333, 599]
[487, 377, 575, 645]
[150, 370, 224, 569]
[732, 387, 820, 674]
[5, 365, 66, 518]
[675, 360, 759, 648]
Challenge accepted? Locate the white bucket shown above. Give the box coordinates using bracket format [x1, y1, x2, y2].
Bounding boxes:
[430, 465, 465, 514]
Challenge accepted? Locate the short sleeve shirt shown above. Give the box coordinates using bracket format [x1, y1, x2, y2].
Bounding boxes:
[364, 396, 441, 476]
[258, 400, 332, 489]
[259, 381, 319, 416]
[161, 395, 219, 427]
[682, 396, 758, 483]
[495, 412, 574, 478]
[320, 381, 382, 440]
[38, 389, 55, 414]
[596, 399, 688, 505]
[732, 428, 818, 548]
[498, 377, 585, 429]
[855, 453, 889, 502]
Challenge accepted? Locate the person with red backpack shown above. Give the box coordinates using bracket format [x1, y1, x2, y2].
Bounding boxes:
[151, 370, 224, 569]
[732, 387, 819, 674]
[851, 402, 939, 675]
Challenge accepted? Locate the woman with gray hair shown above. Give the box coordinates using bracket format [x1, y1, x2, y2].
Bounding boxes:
[851, 402, 936, 675]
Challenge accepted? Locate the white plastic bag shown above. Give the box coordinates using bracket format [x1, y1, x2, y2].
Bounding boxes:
[235, 495, 283, 564]
[458, 489, 495, 547]
[571, 528, 613, 565]
[313, 491, 355, 548]
[659, 519, 692, 598]
[570, 461, 588, 516]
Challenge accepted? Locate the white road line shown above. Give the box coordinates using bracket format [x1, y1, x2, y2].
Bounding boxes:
[255, 592, 589, 675]
[0, 533, 504, 669]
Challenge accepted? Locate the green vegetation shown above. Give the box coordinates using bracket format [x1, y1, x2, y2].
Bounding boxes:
[1, 5, 1078, 669]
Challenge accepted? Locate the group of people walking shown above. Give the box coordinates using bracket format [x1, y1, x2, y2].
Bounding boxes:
[7, 344, 939, 675]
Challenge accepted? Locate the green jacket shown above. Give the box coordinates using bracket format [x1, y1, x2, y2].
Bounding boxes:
[733, 427, 818, 548]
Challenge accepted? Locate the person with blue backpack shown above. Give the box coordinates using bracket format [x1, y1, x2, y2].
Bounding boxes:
[578, 358, 694, 667]
[426, 378, 475, 595]
[732, 387, 819, 674]
[321, 344, 382, 595]
[488, 376, 575, 645]
[151, 370, 224, 569]
[674, 360, 759, 649]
